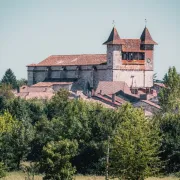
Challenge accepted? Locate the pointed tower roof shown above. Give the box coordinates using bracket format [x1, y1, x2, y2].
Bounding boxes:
[103, 27, 125, 45]
[140, 27, 158, 45]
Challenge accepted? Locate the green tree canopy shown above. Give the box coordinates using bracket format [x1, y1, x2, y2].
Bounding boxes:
[109, 104, 161, 180]
[0, 83, 14, 99]
[16, 78, 27, 87]
[154, 112, 180, 174]
[0, 112, 34, 170]
[0, 162, 6, 178]
[159, 66, 180, 112]
[40, 140, 78, 180]
[1, 69, 17, 89]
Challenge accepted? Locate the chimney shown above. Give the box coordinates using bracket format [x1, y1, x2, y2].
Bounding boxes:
[100, 90, 102, 95]
[112, 94, 116, 103]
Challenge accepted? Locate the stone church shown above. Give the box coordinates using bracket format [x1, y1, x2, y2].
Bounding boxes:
[27, 26, 157, 93]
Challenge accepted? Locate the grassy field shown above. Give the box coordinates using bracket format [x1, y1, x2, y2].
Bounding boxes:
[2, 172, 179, 180]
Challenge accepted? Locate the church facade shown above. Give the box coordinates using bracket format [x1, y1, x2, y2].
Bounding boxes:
[27, 26, 157, 92]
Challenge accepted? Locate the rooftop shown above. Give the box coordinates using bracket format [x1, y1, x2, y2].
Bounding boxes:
[27, 54, 106, 67]
[27, 26, 157, 67]
[32, 82, 73, 87]
[95, 81, 131, 95]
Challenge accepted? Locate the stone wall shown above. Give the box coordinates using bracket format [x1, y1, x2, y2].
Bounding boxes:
[28, 65, 153, 88]
[27, 65, 109, 92]
[145, 71, 153, 87]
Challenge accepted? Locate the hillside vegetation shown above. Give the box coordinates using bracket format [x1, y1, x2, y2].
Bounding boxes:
[0, 67, 180, 179]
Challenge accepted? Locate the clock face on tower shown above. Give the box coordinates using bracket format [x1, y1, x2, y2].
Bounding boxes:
[146, 58, 152, 68]
[147, 58, 151, 63]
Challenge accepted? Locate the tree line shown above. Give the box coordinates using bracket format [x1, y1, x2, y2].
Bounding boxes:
[0, 67, 180, 180]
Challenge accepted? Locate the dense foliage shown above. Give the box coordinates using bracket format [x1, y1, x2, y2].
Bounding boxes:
[0, 67, 179, 179]
[110, 104, 161, 180]
[41, 140, 78, 180]
[0, 162, 6, 178]
[159, 66, 180, 112]
[157, 113, 180, 173]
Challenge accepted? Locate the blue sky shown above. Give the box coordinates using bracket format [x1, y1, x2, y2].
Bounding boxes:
[0, 0, 179, 80]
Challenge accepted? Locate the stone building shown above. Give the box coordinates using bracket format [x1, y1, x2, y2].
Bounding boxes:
[27, 26, 157, 93]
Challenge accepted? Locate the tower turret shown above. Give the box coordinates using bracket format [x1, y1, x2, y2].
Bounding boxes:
[140, 27, 157, 45]
[103, 27, 124, 81]
[140, 27, 158, 71]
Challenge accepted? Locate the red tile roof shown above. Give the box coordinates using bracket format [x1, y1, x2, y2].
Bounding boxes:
[25, 92, 54, 100]
[32, 82, 72, 87]
[95, 94, 121, 106]
[140, 27, 157, 45]
[154, 83, 165, 88]
[103, 27, 125, 45]
[105, 94, 127, 104]
[27, 63, 37, 66]
[27, 54, 107, 67]
[122, 39, 144, 52]
[20, 86, 47, 92]
[95, 81, 131, 95]
[27, 27, 157, 67]
[142, 100, 161, 109]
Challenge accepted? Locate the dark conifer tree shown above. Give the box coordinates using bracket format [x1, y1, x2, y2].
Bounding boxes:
[1, 69, 17, 89]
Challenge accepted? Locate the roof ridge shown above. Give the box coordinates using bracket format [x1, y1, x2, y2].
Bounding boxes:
[50, 54, 106, 56]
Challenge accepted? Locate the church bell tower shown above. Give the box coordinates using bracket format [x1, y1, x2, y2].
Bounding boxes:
[140, 27, 158, 71]
[103, 27, 124, 81]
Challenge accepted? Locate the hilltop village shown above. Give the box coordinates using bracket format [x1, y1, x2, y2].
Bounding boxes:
[15, 25, 163, 116]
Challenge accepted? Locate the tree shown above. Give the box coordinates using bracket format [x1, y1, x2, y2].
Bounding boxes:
[1, 69, 17, 89]
[40, 140, 78, 180]
[30, 117, 54, 161]
[7, 97, 30, 122]
[16, 78, 27, 87]
[154, 112, 180, 174]
[0, 111, 16, 133]
[47, 89, 70, 119]
[0, 83, 14, 99]
[109, 104, 161, 180]
[0, 113, 34, 170]
[0, 162, 6, 178]
[159, 66, 180, 112]
[26, 99, 46, 124]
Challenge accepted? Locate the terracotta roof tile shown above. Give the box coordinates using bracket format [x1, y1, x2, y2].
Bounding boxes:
[32, 82, 72, 87]
[154, 83, 165, 88]
[20, 86, 47, 92]
[95, 94, 121, 106]
[140, 27, 157, 45]
[15, 92, 29, 98]
[26, 92, 54, 100]
[27, 63, 37, 67]
[103, 27, 125, 45]
[28, 54, 107, 67]
[95, 81, 131, 95]
[105, 94, 127, 104]
[122, 39, 144, 52]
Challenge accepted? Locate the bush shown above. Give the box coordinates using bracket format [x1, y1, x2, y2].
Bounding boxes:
[0, 162, 6, 178]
